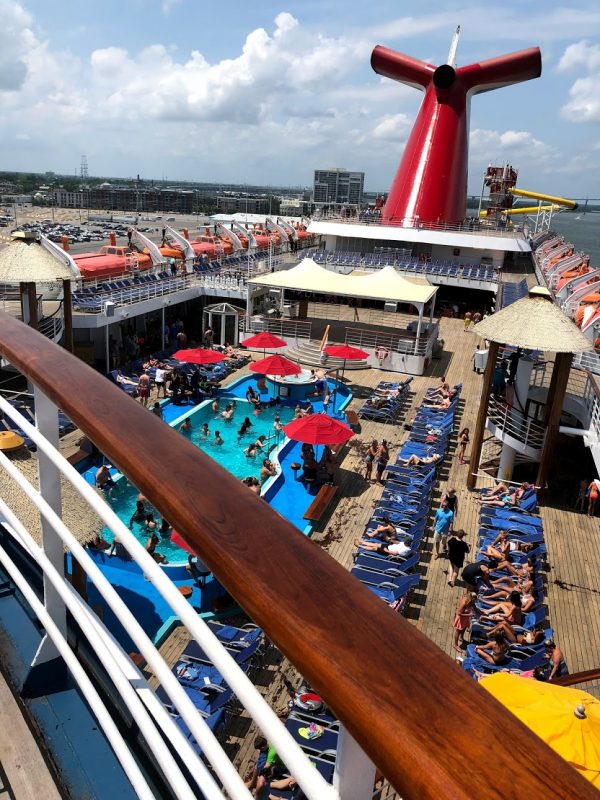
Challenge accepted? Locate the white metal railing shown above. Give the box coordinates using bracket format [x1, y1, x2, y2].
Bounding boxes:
[487, 396, 547, 452]
[574, 350, 600, 377]
[0, 396, 340, 800]
[240, 316, 313, 341]
[311, 213, 527, 238]
[38, 302, 64, 342]
[345, 324, 437, 357]
[582, 372, 600, 442]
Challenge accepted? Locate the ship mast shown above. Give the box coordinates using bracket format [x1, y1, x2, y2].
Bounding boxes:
[447, 25, 460, 67]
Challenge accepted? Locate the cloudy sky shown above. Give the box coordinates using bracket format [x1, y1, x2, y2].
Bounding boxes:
[0, 0, 599, 196]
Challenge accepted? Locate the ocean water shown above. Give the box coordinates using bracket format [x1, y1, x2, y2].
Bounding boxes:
[549, 213, 600, 266]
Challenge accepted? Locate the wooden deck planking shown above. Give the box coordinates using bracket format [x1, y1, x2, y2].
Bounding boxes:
[0, 671, 62, 800]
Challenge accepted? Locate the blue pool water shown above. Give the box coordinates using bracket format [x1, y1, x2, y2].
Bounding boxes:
[95, 373, 352, 563]
[175, 400, 296, 480]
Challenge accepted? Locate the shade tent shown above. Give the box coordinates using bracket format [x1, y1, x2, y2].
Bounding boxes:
[248, 258, 437, 307]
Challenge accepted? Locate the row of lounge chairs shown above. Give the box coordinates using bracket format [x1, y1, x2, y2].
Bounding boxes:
[0, 397, 76, 450]
[310, 251, 497, 282]
[157, 621, 267, 751]
[359, 377, 413, 422]
[108, 346, 251, 399]
[351, 384, 463, 610]
[461, 487, 554, 679]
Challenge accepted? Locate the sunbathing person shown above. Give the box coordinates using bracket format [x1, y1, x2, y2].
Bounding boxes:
[478, 591, 523, 626]
[490, 572, 535, 596]
[374, 386, 401, 398]
[484, 621, 545, 645]
[479, 481, 530, 507]
[397, 452, 442, 467]
[427, 377, 450, 398]
[363, 517, 397, 540]
[354, 537, 412, 557]
[474, 632, 510, 665]
[422, 394, 453, 410]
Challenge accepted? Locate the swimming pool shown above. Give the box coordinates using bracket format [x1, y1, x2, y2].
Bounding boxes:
[99, 373, 352, 563]
[101, 399, 296, 563]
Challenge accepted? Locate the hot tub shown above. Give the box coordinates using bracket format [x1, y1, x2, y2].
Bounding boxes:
[266, 368, 321, 402]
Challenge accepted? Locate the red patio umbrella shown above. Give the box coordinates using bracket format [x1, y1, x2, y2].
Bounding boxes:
[323, 344, 369, 409]
[241, 331, 287, 357]
[170, 529, 195, 554]
[172, 348, 226, 365]
[283, 414, 354, 446]
[323, 344, 369, 361]
[248, 354, 301, 377]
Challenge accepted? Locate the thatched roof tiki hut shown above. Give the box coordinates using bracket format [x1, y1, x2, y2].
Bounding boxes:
[467, 287, 592, 490]
[0, 232, 80, 352]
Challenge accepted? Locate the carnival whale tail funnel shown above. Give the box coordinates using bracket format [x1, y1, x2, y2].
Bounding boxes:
[371, 30, 541, 226]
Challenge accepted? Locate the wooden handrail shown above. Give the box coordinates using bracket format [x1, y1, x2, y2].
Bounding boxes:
[553, 668, 600, 688]
[0, 311, 596, 800]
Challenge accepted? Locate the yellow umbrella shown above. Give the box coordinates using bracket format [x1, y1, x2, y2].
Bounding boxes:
[481, 672, 600, 788]
[0, 431, 25, 451]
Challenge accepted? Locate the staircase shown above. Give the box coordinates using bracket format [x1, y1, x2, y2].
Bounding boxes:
[486, 397, 546, 461]
[285, 340, 371, 370]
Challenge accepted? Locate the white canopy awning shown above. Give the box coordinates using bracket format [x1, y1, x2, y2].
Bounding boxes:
[248, 258, 437, 307]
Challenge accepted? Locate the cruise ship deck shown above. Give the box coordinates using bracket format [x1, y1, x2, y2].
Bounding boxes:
[134, 314, 600, 787]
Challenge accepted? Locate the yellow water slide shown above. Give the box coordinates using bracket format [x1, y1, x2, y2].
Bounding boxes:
[503, 204, 561, 216]
[509, 187, 578, 210]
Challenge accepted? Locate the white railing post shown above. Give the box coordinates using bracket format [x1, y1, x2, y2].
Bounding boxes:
[333, 724, 376, 800]
[32, 386, 66, 664]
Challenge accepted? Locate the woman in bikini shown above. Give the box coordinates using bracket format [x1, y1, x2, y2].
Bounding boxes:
[474, 632, 509, 665]
[478, 591, 523, 626]
[457, 427, 469, 465]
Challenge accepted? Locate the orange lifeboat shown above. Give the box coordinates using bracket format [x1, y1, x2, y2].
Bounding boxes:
[545, 248, 574, 272]
[555, 263, 592, 292]
[73, 245, 152, 280]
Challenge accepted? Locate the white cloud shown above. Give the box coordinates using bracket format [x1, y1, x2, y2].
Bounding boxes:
[470, 128, 556, 164]
[161, 0, 182, 14]
[83, 12, 369, 126]
[557, 40, 600, 122]
[557, 40, 600, 72]
[0, 0, 33, 91]
[372, 113, 411, 141]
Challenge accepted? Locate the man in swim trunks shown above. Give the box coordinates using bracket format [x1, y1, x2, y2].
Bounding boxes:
[95, 465, 116, 497]
[137, 370, 150, 408]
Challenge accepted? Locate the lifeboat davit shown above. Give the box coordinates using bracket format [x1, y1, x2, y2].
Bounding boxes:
[73, 245, 152, 280]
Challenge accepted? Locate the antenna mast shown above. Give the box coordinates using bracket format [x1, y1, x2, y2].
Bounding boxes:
[447, 25, 460, 67]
